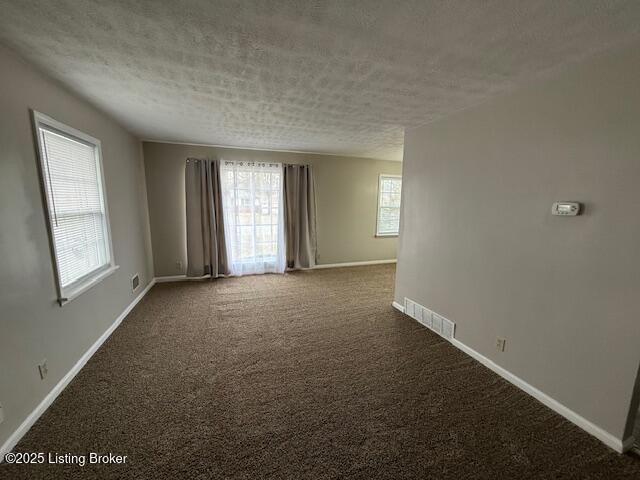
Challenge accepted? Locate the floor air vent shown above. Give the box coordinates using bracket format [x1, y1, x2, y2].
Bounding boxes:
[131, 273, 140, 292]
[404, 298, 455, 340]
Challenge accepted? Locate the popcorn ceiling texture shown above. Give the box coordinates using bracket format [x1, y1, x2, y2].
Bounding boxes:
[0, 0, 639, 160]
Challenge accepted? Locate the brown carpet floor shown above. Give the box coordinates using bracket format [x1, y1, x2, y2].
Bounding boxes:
[2, 265, 639, 479]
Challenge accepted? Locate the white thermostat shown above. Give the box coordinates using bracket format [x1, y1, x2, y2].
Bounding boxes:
[552, 202, 581, 216]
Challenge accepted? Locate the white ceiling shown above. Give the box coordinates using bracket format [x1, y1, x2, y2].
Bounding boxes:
[1, 1, 639, 160]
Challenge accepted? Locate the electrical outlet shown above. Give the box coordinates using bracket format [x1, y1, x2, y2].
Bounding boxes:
[38, 360, 48, 380]
[176, 260, 183, 271]
[0, 402, 4, 424]
[496, 337, 506, 352]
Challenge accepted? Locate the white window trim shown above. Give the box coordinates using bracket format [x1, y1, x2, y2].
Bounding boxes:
[31, 110, 118, 306]
[375, 174, 402, 237]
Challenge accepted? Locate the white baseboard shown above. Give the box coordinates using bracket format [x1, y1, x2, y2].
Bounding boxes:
[392, 301, 405, 313]
[0, 279, 156, 459]
[391, 301, 632, 453]
[154, 260, 398, 282]
[314, 259, 396, 269]
[450, 338, 631, 453]
[155, 274, 189, 283]
[154, 274, 214, 283]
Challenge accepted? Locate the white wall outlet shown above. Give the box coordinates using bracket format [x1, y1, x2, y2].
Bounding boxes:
[176, 260, 183, 271]
[496, 337, 506, 352]
[0, 402, 4, 424]
[38, 359, 48, 380]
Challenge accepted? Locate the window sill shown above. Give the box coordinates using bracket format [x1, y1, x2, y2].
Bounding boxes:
[375, 233, 398, 238]
[58, 265, 119, 306]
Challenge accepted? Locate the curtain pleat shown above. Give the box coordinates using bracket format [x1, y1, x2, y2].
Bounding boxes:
[283, 164, 317, 269]
[185, 158, 229, 277]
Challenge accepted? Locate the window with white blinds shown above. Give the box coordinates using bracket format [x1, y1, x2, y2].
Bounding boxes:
[33, 112, 115, 304]
[376, 175, 402, 236]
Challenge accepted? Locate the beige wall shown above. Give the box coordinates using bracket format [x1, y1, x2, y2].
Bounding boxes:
[0, 45, 154, 449]
[395, 42, 640, 442]
[143, 142, 401, 276]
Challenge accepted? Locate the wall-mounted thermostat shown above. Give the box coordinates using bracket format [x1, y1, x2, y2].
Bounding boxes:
[551, 202, 581, 216]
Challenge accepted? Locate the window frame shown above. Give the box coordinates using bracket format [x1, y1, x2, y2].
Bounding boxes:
[31, 110, 118, 306]
[375, 174, 402, 237]
[219, 160, 286, 275]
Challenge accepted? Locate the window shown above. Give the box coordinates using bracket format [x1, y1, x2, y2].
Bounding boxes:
[32, 111, 116, 305]
[220, 161, 286, 275]
[376, 174, 402, 236]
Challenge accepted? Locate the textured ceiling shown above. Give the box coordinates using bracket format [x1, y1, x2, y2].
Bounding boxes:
[1, 1, 640, 160]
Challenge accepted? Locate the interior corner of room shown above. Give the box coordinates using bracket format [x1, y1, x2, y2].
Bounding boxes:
[0, 2, 639, 478]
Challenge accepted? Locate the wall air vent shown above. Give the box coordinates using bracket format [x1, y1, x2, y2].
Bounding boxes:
[403, 297, 455, 341]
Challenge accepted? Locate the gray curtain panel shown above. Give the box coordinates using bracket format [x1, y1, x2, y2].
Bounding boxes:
[283, 164, 317, 269]
[185, 158, 229, 277]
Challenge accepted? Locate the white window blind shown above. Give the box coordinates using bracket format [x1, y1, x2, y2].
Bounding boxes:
[376, 175, 402, 236]
[34, 112, 114, 303]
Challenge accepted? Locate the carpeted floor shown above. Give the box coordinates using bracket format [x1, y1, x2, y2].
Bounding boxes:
[2, 265, 639, 479]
